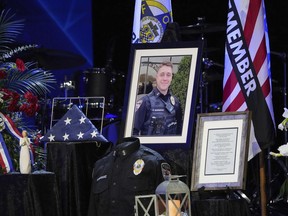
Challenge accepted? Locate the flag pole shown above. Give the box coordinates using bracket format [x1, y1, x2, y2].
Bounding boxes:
[259, 151, 267, 216]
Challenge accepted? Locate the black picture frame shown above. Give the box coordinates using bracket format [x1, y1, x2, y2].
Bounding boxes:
[121, 41, 203, 149]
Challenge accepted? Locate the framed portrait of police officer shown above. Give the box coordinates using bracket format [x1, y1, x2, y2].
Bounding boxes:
[121, 42, 203, 149]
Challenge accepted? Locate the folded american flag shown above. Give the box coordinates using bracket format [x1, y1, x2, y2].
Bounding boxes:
[41, 105, 108, 143]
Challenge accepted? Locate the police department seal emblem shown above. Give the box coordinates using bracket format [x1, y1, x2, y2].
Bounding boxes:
[133, 0, 172, 43]
[140, 16, 163, 43]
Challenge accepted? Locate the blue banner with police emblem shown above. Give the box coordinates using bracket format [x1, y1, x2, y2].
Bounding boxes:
[132, 0, 173, 43]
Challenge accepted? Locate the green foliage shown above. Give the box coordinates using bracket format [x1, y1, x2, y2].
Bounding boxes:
[0, 9, 24, 55]
[170, 56, 192, 116]
[2, 61, 56, 96]
[2, 131, 19, 171]
[279, 178, 288, 197]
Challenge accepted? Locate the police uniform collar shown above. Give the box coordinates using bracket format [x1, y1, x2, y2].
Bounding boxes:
[114, 137, 140, 157]
[153, 88, 171, 97]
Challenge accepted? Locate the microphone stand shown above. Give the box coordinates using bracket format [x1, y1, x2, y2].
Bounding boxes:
[281, 52, 287, 143]
[197, 17, 208, 114]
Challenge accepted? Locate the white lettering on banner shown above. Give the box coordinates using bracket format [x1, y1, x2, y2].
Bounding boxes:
[226, 9, 256, 97]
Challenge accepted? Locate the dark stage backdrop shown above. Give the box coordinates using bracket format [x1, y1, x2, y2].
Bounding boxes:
[2, 0, 288, 210]
[3, 0, 288, 119]
[4, 0, 94, 98]
[91, 0, 288, 129]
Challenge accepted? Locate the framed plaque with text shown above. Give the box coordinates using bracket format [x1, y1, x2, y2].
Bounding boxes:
[191, 111, 251, 191]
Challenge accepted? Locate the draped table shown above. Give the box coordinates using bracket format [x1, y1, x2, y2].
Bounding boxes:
[0, 172, 61, 216]
[192, 199, 251, 216]
[46, 141, 110, 216]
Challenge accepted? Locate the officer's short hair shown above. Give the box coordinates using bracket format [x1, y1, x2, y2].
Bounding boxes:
[157, 61, 174, 74]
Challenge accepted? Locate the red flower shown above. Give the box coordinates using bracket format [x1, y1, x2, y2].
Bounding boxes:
[16, 58, 26, 72]
[24, 92, 38, 104]
[20, 103, 39, 117]
[24, 106, 36, 117]
[19, 103, 28, 112]
[11, 91, 20, 101]
[29, 103, 40, 113]
[7, 100, 19, 112]
[0, 70, 6, 79]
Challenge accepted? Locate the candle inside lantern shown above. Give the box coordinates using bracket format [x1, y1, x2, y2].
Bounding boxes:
[168, 199, 180, 216]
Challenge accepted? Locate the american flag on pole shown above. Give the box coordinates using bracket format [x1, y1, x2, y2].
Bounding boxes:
[41, 105, 108, 143]
[132, 0, 173, 43]
[222, 0, 275, 160]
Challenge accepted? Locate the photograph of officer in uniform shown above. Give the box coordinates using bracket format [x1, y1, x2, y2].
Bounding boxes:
[133, 61, 183, 136]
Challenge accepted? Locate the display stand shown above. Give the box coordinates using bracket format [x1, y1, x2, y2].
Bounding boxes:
[50, 96, 105, 132]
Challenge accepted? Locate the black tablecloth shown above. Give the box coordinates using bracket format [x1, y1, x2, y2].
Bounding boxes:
[192, 199, 251, 216]
[46, 141, 110, 216]
[0, 172, 61, 216]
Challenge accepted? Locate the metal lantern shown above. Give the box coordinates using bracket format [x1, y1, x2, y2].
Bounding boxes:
[135, 194, 159, 216]
[155, 176, 191, 216]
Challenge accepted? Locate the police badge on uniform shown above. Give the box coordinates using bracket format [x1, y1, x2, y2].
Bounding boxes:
[170, 96, 175, 106]
[133, 159, 145, 175]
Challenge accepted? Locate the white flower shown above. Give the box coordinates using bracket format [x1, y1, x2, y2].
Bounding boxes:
[278, 123, 286, 131]
[282, 108, 288, 118]
[278, 108, 288, 131]
[278, 143, 288, 156]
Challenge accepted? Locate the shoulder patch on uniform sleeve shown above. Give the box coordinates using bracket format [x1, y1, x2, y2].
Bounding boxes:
[135, 99, 143, 112]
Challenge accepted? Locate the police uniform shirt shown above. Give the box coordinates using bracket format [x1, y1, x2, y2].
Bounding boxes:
[87, 137, 166, 216]
[133, 88, 182, 135]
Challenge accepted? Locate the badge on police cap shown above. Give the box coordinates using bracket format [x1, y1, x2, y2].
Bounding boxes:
[170, 96, 175, 106]
[133, 159, 145, 175]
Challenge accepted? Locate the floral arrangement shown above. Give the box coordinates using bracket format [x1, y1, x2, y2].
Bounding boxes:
[0, 9, 56, 174]
[0, 60, 41, 117]
[278, 108, 288, 132]
[270, 108, 288, 201]
[270, 108, 288, 157]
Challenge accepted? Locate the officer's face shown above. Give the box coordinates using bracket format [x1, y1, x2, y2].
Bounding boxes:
[156, 65, 173, 95]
